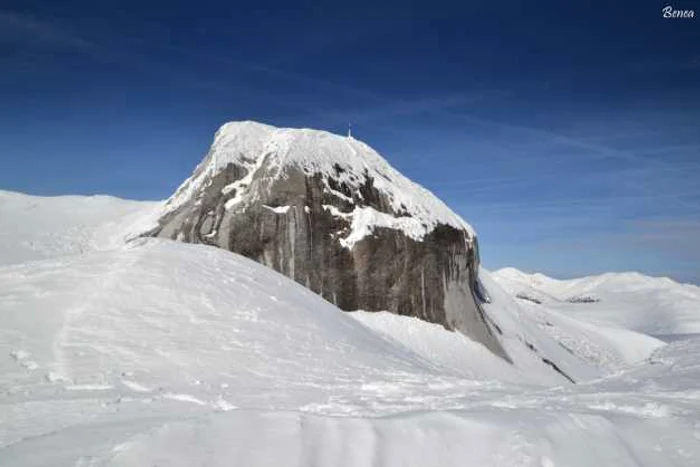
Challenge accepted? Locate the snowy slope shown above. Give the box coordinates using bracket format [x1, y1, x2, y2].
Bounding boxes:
[1, 239, 699, 466]
[0, 191, 663, 385]
[0, 238, 561, 465]
[0, 190, 159, 267]
[2, 239, 504, 415]
[2, 190, 699, 466]
[0, 238, 583, 411]
[162, 121, 476, 247]
[479, 269, 603, 381]
[74, 337, 700, 467]
[0, 190, 579, 384]
[493, 267, 700, 336]
[351, 310, 555, 385]
[496, 293, 665, 373]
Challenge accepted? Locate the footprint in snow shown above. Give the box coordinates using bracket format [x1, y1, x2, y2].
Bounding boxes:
[9, 349, 39, 370]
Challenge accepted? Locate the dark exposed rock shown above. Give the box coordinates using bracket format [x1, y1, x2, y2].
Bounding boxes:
[516, 293, 543, 305]
[146, 122, 509, 361]
[566, 295, 601, 303]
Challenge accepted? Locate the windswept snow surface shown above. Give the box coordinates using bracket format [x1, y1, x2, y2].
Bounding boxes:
[2, 191, 700, 466]
[0, 190, 159, 267]
[351, 310, 556, 385]
[493, 267, 700, 336]
[162, 121, 476, 246]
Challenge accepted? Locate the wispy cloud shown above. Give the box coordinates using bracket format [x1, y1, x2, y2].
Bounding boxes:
[457, 190, 700, 214]
[624, 219, 700, 248]
[0, 10, 97, 52]
[312, 91, 511, 127]
[545, 219, 700, 248]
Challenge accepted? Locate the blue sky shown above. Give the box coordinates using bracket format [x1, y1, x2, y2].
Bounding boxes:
[1, 1, 699, 283]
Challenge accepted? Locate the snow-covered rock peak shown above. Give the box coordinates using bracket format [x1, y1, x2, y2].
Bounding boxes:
[166, 120, 475, 239]
[149, 120, 505, 360]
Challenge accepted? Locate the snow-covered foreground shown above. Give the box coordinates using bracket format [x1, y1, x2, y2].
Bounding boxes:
[2, 191, 700, 466]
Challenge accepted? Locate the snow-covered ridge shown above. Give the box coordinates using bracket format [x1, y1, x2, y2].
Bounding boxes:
[493, 267, 700, 298]
[0, 189, 160, 267]
[493, 267, 700, 335]
[163, 121, 475, 241]
[495, 267, 696, 290]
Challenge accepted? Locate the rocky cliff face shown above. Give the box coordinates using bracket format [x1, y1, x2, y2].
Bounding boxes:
[146, 121, 508, 360]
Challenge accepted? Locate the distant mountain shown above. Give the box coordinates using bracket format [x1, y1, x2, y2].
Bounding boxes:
[145, 121, 507, 360]
[492, 267, 700, 336]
